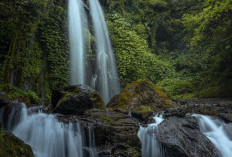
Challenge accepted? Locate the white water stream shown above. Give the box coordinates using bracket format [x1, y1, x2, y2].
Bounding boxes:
[138, 115, 165, 157]
[0, 103, 98, 157]
[89, 0, 120, 103]
[69, 0, 88, 85]
[193, 114, 232, 157]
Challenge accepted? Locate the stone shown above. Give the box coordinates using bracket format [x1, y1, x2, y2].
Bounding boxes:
[163, 98, 232, 122]
[53, 85, 105, 115]
[79, 109, 141, 157]
[156, 116, 219, 157]
[0, 127, 34, 157]
[108, 80, 172, 121]
[0, 92, 10, 108]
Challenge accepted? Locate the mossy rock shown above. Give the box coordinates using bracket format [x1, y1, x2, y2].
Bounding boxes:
[81, 109, 141, 156]
[0, 84, 41, 107]
[108, 80, 172, 120]
[0, 128, 34, 157]
[53, 85, 105, 115]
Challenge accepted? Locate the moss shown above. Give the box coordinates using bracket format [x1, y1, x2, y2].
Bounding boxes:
[109, 80, 172, 112]
[124, 143, 140, 157]
[55, 86, 105, 110]
[98, 115, 114, 124]
[135, 106, 151, 113]
[0, 128, 34, 157]
[134, 106, 152, 119]
[0, 84, 41, 107]
[56, 92, 73, 108]
[151, 82, 172, 107]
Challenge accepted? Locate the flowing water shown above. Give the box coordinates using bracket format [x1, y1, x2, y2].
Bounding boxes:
[89, 0, 120, 104]
[0, 103, 99, 157]
[69, 0, 88, 85]
[138, 115, 165, 157]
[193, 114, 232, 157]
[84, 125, 99, 157]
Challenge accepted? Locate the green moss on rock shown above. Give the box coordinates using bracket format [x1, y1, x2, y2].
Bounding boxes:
[108, 80, 172, 120]
[0, 128, 34, 157]
[53, 85, 105, 115]
[0, 84, 41, 107]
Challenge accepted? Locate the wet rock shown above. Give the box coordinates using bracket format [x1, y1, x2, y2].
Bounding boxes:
[0, 92, 10, 108]
[108, 80, 172, 121]
[53, 85, 105, 115]
[163, 99, 232, 122]
[0, 127, 34, 157]
[157, 116, 219, 157]
[80, 109, 141, 157]
[0, 103, 26, 131]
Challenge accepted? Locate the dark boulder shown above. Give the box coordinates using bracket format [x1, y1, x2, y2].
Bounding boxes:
[53, 85, 105, 115]
[0, 92, 10, 108]
[157, 116, 219, 157]
[0, 127, 34, 157]
[80, 109, 141, 157]
[108, 80, 172, 121]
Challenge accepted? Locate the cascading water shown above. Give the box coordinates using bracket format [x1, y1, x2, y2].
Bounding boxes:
[193, 114, 232, 157]
[84, 125, 99, 157]
[0, 103, 84, 157]
[69, 0, 88, 85]
[89, 0, 120, 104]
[138, 115, 165, 157]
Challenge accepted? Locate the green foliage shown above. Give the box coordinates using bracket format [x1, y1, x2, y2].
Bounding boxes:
[0, 0, 231, 101]
[107, 14, 172, 86]
[0, 0, 69, 101]
[0, 84, 40, 106]
[158, 74, 195, 99]
[0, 0, 45, 84]
[105, 0, 232, 98]
[38, 1, 69, 97]
[181, 0, 232, 97]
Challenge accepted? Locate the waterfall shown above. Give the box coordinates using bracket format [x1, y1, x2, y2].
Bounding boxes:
[0, 103, 84, 157]
[193, 114, 232, 157]
[69, 0, 88, 85]
[138, 115, 165, 157]
[89, 0, 120, 104]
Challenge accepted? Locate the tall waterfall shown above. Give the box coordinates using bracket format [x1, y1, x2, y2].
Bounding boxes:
[89, 0, 120, 104]
[138, 115, 165, 157]
[69, 0, 88, 85]
[193, 114, 232, 157]
[0, 103, 86, 157]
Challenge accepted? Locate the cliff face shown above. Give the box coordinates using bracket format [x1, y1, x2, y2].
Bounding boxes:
[0, 0, 69, 100]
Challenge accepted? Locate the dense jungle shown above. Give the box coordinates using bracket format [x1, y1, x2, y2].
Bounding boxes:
[0, 0, 232, 157]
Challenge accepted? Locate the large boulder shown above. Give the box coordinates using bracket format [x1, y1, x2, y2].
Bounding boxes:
[80, 109, 141, 157]
[0, 92, 10, 108]
[0, 127, 34, 157]
[53, 85, 105, 115]
[156, 116, 219, 157]
[108, 80, 172, 120]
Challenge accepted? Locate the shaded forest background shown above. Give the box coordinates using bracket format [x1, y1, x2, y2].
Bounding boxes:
[0, 0, 231, 103]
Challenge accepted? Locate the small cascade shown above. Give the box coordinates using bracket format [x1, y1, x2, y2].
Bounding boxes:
[89, 0, 120, 104]
[138, 115, 165, 157]
[0, 103, 85, 157]
[69, 0, 88, 85]
[84, 125, 99, 157]
[193, 114, 232, 157]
